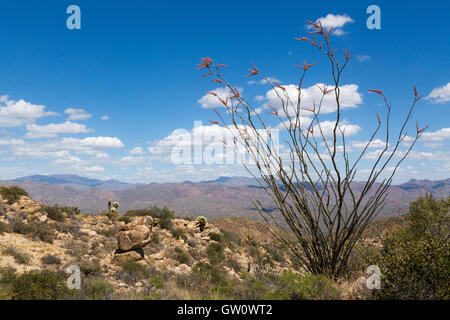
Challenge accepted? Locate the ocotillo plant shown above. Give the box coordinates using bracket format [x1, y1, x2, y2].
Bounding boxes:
[198, 20, 427, 278]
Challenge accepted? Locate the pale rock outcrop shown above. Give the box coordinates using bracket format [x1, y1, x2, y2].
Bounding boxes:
[113, 216, 154, 264]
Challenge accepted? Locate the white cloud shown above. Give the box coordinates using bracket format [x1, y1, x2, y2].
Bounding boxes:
[352, 139, 387, 149]
[356, 54, 370, 62]
[100, 115, 109, 120]
[421, 128, 450, 141]
[248, 77, 281, 85]
[264, 83, 363, 115]
[25, 121, 92, 138]
[425, 82, 450, 104]
[119, 156, 145, 166]
[307, 14, 354, 36]
[0, 138, 25, 146]
[198, 87, 243, 108]
[129, 147, 144, 155]
[313, 120, 361, 138]
[60, 136, 124, 150]
[0, 95, 57, 127]
[64, 108, 92, 121]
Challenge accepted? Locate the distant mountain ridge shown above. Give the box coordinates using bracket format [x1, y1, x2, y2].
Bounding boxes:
[2, 174, 449, 221]
[11, 174, 133, 191]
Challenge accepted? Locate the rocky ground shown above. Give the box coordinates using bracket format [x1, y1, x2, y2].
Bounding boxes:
[0, 192, 385, 299]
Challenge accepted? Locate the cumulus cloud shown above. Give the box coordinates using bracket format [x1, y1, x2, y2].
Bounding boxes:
[60, 136, 124, 150]
[118, 156, 145, 166]
[25, 121, 92, 139]
[264, 83, 363, 115]
[64, 108, 92, 121]
[352, 139, 387, 149]
[197, 87, 243, 108]
[0, 95, 57, 127]
[100, 115, 109, 120]
[421, 128, 450, 141]
[425, 82, 450, 104]
[313, 120, 361, 138]
[129, 147, 144, 155]
[307, 14, 354, 36]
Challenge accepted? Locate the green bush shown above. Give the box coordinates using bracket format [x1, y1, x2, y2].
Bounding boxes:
[192, 262, 226, 285]
[0, 186, 28, 203]
[207, 242, 225, 264]
[41, 254, 61, 265]
[373, 195, 450, 300]
[263, 271, 341, 300]
[171, 228, 187, 240]
[209, 232, 224, 243]
[118, 215, 131, 224]
[2, 246, 30, 264]
[79, 261, 103, 276]
[0, 221, 12, 235]
[43, 205, 68, 222]
[0, 269, 75, 300]
[83, 278, 114, 300]
[173, 247, 191, 265]
[121, 261, 150, 278]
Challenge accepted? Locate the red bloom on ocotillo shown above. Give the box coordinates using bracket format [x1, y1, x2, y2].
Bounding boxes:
[246, 63, 258, 77]
[368, 89, 383, 95]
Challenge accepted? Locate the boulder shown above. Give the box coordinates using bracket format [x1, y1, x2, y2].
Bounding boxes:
[116, 224, 151, 252]
[112, 250, 144, 264]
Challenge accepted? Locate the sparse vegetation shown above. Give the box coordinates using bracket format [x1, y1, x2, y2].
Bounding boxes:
[2, 246, 31, 264]
[41, 254, 61, 265]
[0, 186, 28, 204]
[83, 278, 114, 300]
[0, 269, 75, 300]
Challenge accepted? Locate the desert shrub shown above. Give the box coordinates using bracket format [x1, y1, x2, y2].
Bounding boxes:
[150, 276, 164, 289]
[173, 247, 191, 265]
[79, 261, 103, 276]
[373, 195, 450, 300]
[42, 205, 66, 222]
[41, 254, 61, 265]
[207, 242, 225, 264]
[224, 258, 242, 273]
[10, 218, 55, 243]
[11, 219, 33, 234]
[171, 228, 187, 240]
[126, 205, 174, 230]
[0, 186, 28, 203]
[192, 262, 226, 285]
[151, 231, 160, 244]
[263, 271, 341, 300]
[346, 243, 381, 279]
[221, 229, 241, 245]
[121, 261, 150, 278]
[2, 246, 30, 264]
[374, 231, 449, 300]
[0, 269, 75, 300]
[0, 221, 12, 235]
[408, 194, 449, 238]
[83, 278, 114, 300]
[118, 215, 131, 224]
[209, 232, 224, 243]
[263, 243, 284, 263]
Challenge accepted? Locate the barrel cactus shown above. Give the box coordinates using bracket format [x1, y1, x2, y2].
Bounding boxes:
[196, 216, 208, 232]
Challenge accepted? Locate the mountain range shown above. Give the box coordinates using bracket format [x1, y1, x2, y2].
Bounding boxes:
[1, 174, 449, 221]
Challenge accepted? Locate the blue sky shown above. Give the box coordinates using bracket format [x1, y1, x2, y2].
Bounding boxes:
[0, 0, 449, 183]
